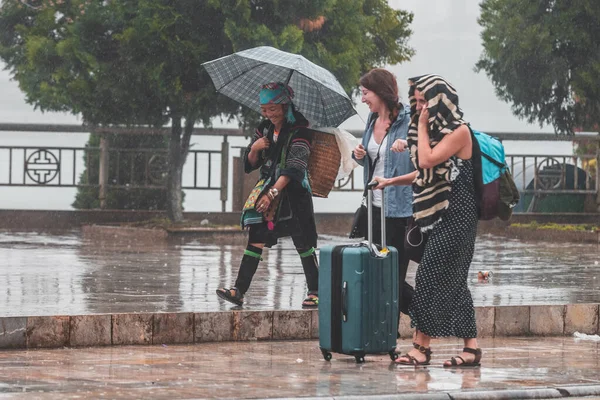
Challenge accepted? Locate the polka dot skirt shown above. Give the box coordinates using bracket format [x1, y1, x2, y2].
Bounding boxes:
[409, 158, 478, 338]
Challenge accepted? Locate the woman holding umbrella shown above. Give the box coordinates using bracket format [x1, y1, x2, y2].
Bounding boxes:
[216, 82, 319, 308]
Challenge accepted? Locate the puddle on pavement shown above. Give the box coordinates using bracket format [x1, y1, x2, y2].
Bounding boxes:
[0, 231, 598, 316]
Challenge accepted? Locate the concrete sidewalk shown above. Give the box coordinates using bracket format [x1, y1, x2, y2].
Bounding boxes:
[0, 336, 599, 399]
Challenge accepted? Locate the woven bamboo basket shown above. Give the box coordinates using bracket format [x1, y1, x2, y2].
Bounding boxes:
[307, 130, 341, 198]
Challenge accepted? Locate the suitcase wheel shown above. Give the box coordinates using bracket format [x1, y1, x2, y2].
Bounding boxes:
[354, 355, 365, 364]
[389, 351, 399, 361]
[320, 348, 332, 362]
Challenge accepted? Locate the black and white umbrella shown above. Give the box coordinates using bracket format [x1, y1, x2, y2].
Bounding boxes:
[202, 46, 356, 127]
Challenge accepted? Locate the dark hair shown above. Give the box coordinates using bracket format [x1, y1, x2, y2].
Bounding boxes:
[359, 68, 401, 129]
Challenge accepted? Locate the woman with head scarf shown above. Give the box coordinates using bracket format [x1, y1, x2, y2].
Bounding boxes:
[372, 75, 482, 367]
[351, 68, 415, 335]
[216, 82, 319, 309]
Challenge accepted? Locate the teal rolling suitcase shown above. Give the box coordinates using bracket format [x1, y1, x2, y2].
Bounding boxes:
[318, 186, 399, 363]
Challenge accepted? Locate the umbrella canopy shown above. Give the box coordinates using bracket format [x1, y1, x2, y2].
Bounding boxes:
[202, 46, 356, 127]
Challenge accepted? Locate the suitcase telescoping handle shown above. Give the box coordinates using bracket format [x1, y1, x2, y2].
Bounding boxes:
[366, 181, 386, 252]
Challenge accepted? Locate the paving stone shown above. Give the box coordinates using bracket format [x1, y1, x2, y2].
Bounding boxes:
[195, 312, 234, 342]
[494, 306, 530, 336]
[311, 310, 319, 339]
[475, 306, 495, 338]
[69, 315, 111, 347]
[26, 316, 70, 348]
[565, 304, 599, 335]
[0, 317, 26, 349]
[112, 314, 152, 345]
[272, 310, 311, 340]
[232, 311, 273, 341]
[152, 313, 194, 345]
[530, 305, 564, 336]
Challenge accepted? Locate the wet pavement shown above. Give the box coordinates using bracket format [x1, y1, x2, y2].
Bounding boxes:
[0, 230, 598, 317]
[0, 336, 599, 399]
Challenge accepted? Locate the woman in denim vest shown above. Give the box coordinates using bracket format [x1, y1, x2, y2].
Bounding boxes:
[352, 69, 414, 330]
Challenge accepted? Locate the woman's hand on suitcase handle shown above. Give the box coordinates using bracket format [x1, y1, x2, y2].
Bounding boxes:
[369, 176, 389, 190]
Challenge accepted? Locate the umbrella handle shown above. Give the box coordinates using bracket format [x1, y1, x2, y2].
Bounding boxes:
[285, 69, 293, 85]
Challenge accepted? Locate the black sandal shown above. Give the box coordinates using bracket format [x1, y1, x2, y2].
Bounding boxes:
[302, 292, 318, 309]
[443, 347, 482, 368]
[396, 344, 432, 366]
[216, 287, 244, 306]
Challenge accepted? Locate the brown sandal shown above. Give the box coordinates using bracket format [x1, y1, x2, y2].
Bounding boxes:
[396, 344, 432, 366]
[443, 347, 482, 368]
[216, 287, 244, 306]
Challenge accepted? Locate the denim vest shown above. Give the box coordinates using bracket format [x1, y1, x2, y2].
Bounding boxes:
[354, 104, 414, 218]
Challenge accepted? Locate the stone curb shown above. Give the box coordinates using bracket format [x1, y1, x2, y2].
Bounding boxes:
[449, 388, 563, 399]
[557, 385, 600, 397]
[81, 224, 249, 243]
[0, 304, 598, 350]
[267, 384, 600, 399]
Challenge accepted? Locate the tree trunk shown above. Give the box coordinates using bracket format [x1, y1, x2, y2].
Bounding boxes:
[166, 117, 184, 222]
[166, 115, 195, 222]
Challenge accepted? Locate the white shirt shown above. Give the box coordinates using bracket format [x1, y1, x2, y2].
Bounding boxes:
[367, 134, 388, 207]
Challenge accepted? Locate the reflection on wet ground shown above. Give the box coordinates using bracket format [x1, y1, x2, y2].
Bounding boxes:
[0, 337, 598, 399]
[0, 231, 598, 316]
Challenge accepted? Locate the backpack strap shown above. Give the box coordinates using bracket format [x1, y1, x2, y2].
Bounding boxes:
[468, 125, 484, 218]
[470, 126, 507, 169]
[481, 151, 506, 169]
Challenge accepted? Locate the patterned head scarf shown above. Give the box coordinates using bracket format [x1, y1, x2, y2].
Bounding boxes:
[259, 82, 296, 124]
[407, 74, 467, 230]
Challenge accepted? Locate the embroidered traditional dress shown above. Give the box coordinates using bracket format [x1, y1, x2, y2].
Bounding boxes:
[241, 114, 317, 249]
[217, 82, 319, 308]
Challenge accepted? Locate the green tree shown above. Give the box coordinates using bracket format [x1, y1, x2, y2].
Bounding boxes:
[0, 0, 413, 221]
[72, 134, 172, 210]
[0, 0, 240, 220]
[477, 0, 600, 134]
[220, 0, 414, 95]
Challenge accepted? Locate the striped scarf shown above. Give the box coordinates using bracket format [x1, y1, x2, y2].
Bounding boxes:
[407, 74, 467, 231]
